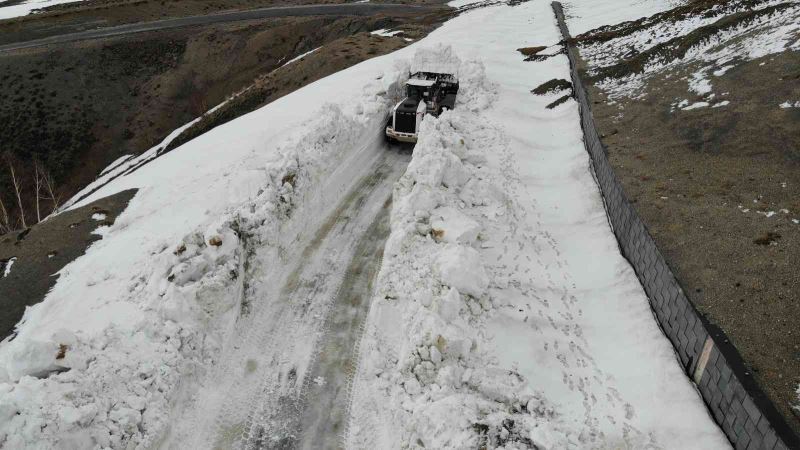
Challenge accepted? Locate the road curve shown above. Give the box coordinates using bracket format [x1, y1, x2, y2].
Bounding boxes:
[0, 3, 441, 53]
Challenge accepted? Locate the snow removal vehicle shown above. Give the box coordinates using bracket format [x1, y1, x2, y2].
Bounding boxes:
[385, 72, 459, 143]
[385, 46, 462, 144]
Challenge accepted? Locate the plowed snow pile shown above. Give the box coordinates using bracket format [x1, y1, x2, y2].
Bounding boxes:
[348, 2, 730, 449]
[577, 0, 800, 102]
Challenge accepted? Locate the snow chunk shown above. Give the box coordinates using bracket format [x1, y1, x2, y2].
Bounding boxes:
[411, 45, 461, 78]
[281, 47, 321, 68]
[430, 206, 481, 245]
[437, 244, 488, 298]
[91, 213, 107, 221]
[688, 70, 712, 96]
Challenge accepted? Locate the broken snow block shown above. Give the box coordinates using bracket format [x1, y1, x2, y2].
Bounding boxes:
[437, 244, 488, 298]
[430, 206, 480, 246]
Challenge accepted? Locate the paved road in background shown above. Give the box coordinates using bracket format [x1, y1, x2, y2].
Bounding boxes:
[0, 3, 441, 53]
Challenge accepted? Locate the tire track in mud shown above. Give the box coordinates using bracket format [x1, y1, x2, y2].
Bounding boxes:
[237, 147, 410, 450]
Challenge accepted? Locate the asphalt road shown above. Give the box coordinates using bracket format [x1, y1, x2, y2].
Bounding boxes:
[0, 2, 440, 53]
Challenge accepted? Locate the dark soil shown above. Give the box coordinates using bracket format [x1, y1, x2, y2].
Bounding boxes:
[0, 189, 136, 340]
[531, 78, 571, 95]
[580, 47, 800, 433]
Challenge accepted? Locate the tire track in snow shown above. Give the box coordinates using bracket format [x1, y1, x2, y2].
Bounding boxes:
[237, 148, 411, 450]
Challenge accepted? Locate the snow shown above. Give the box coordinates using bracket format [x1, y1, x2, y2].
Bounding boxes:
[407, 78, 436, 87]
[795, 385, 800, 414]
[280, 46, 321, 67]
[430, 206, 481, 245]
[348, 4, 729, 448]
[579, 0, 800, 100]
[0, 0, 84, 20]
[371, 28, 403, 38]
[438, 244, 489, 298]
[563, 0, 683, 35]
[684, 101, 710, 110]
[411, 44, 461, 77]
[780, 101, 800, 108]
[689, 70, 713, 96]
[447, 0, 474, 7]
[0, 33, 408, 447]
[1, 0, 733, 448]
[91, 213, 107, 221]
[2, 257, 15, 278]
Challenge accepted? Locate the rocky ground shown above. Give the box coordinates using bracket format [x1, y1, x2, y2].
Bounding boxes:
[573, 0, 800, 433]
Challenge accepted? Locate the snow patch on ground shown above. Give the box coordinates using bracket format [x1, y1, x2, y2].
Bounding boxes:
[0, 0, 84, 20]
[0, 52, 406, 448]
[564, 0, 684, 36]
[683, 101, 710, 110]
[2, 257, 15, 278]
[780, 100, 800, 108]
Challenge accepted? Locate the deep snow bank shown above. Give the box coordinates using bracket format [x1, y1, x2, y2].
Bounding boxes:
[0, 0, 85, 20]
[0, 57, 407, 447]
[348, 63, 578, 448]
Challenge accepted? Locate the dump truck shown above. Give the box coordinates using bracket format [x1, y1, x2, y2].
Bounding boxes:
[385, 71, 459, 143]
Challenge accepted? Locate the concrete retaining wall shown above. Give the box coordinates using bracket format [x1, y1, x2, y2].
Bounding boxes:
[551, 3, 799, 449]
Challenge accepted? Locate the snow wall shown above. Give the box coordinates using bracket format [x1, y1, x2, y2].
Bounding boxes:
[552, 2, 800, 449]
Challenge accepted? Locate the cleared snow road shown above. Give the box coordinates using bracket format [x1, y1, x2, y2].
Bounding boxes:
[164, 141, 410, 450]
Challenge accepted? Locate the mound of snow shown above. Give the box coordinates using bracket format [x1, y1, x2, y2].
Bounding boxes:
[411, 44, 461, 77]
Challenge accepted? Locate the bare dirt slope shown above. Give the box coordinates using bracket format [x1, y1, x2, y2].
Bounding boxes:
[572, 0, 800, 432]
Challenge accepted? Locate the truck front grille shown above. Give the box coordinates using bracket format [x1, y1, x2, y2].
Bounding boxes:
[395, 112, 416, 133]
